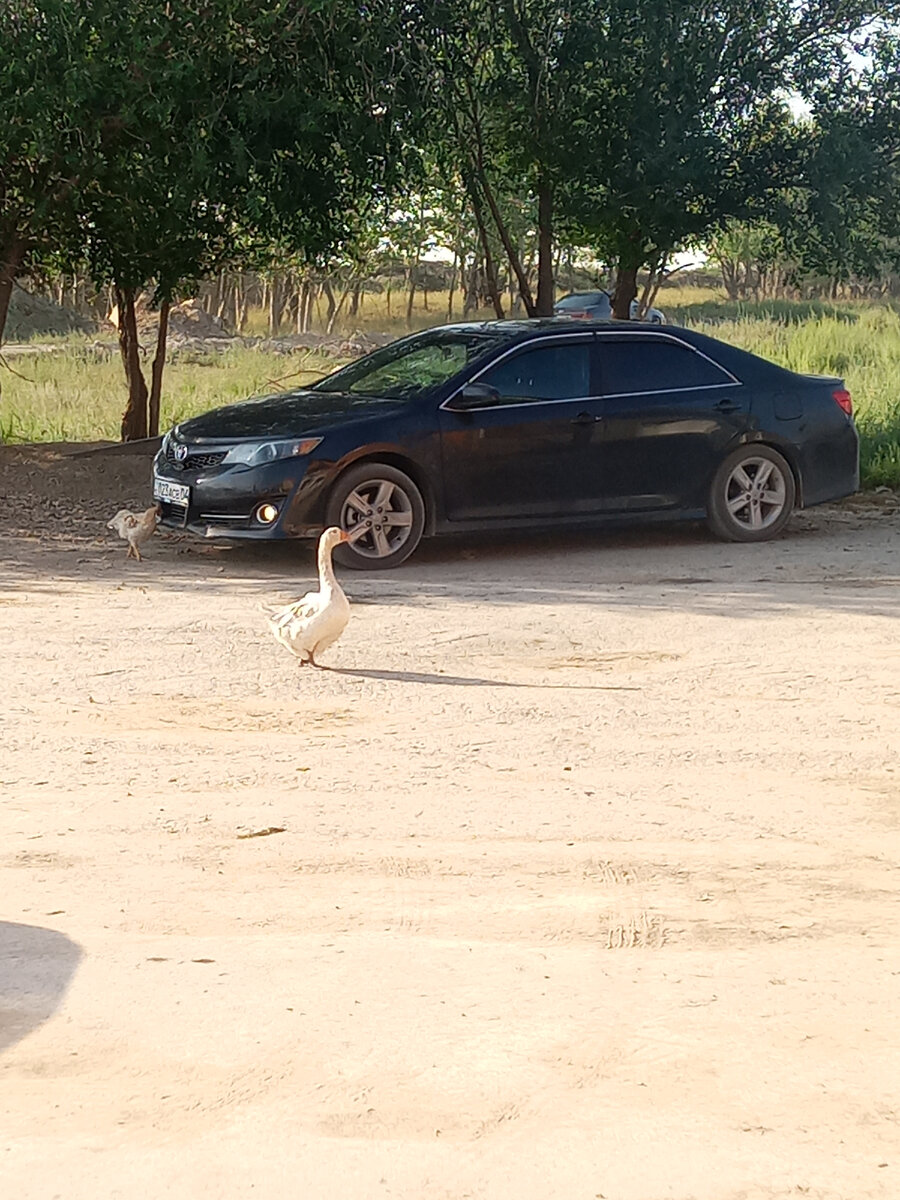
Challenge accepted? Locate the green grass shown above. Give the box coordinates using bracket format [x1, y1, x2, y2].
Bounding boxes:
[1, 292, 898, 488]
[665, 295, 900, 489]
[0, 343, 343, 443]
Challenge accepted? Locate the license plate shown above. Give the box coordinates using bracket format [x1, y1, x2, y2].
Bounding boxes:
[153, 476, 190, 506]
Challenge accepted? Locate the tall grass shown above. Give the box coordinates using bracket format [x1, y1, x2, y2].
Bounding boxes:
[669, 299, 900, 489]
[0, 344, 341, 443]
[1, 292, 898, 488]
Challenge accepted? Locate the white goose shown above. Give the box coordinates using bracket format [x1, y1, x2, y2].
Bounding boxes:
[265, 527, 351, 668]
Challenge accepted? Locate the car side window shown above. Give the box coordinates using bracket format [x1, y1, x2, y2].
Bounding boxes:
[475, 343, 591, 405]
[598, 339, 733, 396]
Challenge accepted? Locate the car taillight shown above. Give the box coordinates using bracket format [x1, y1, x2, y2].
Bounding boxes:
[833, 388, 853, 416]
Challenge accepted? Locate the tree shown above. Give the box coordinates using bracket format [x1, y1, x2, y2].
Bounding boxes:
[709, 35, 900, 301]
[707, 219, 789, 301]
[415, 0, 582, 315]
[0, 1, 100, 346]
[780, 31, 900, 286]
[558, 0, 899, 316]
[416, 0, 900, 318]
[95, 0, 416, 437]
[2, 0, 414, 436]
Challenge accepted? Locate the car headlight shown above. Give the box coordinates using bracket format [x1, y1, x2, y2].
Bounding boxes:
[222, 438, 323, 467]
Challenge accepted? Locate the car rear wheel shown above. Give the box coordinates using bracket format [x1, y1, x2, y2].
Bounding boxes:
[707, 446, 796, 542]
[325, 462, 426, 570]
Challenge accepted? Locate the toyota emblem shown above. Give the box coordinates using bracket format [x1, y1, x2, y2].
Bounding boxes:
[174, 443, 189, 463]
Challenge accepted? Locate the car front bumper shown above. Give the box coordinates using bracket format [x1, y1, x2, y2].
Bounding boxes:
[152, 452, 331, 540]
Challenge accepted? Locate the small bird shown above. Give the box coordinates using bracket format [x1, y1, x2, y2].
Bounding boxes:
[106, 504, 161, 561]
[265, 527, 351, 668]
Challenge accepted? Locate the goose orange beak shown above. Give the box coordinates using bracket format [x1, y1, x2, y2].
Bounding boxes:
[338, 529, 351, 544]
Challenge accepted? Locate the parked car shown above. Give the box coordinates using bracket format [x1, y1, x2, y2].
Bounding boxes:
[554, 290, 666, 324]
[153, 319, 859, 569]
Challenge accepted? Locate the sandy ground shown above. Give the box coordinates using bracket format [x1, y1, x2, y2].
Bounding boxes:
[2, 444, 900, 1200]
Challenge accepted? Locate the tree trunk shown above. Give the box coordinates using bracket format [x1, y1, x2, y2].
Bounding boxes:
[463, 263, 479, 315]
[476, 167, 536, 317]
[321, 278, 337, 326]
[232, 277, 241, 332]
[327, 286, 351, 335]
[148, 299, 170, 439]
[238, 276, 250, 332]
[116, 284, 149, 442]
[464, 173, 504, 319]
[406, 262, 419, 327]
[638, 252, 669, 315]
[0, 235, 27, 347]
[268, 272, 285, 335]
[215, 271, 228, 320]
[535, 180, 554, 316]
[612, 262, 638, 320]
[718, 259, 738, 301]
[349, 280, 363, 319]
[553, 242, 564, 290]
[447, 248, 459, 321]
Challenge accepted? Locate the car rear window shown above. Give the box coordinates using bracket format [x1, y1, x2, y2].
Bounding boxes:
[556, 293, 606, 310]
[598, 338, 734, 394]
[477, 343, 591, 404]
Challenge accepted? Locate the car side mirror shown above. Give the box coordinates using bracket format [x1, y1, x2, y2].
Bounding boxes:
[448, 382, 501, 410]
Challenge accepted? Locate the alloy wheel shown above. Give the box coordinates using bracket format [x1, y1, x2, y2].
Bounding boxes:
[723, 456, 788, 532]
[340, 477, 416, 560]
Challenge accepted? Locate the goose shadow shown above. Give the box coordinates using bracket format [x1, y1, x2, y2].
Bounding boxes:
[326, 666, 640, 690]
[0, 922, 82, 1055]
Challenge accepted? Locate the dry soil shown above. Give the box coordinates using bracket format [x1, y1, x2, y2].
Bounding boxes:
[1, 445, 899, 1200]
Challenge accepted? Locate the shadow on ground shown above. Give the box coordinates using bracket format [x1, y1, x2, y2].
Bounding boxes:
[1, 509, 899, 620]
[0, 921, 82, 1055]
[327, 665, 642, 689]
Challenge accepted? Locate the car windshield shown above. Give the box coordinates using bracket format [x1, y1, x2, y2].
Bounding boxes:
[312, 331, 507, 399]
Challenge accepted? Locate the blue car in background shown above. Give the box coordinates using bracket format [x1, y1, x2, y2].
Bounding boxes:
[554, 290, 666, 324]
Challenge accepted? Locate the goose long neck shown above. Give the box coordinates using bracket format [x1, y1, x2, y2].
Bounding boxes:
[318, 539, 340, 593]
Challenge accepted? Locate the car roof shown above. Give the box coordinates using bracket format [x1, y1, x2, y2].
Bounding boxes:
[430, 318, 677, 338]
[424, 319, 788, 380]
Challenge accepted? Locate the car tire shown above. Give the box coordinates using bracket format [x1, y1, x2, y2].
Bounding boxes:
[325, 462, 426, 570]
[707, 445, 796, 543]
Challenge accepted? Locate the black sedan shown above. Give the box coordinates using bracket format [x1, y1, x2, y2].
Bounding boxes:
[153, 320, 859, 569]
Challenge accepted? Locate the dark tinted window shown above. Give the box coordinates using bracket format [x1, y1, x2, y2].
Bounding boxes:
[476, 343, 591, 405]
[556, 292, 608, 311]
[598, 338, 733, 395]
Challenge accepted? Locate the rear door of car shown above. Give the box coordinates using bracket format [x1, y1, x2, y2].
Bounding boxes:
[593, 333, 750, 510]
[438, 335, 606, 520]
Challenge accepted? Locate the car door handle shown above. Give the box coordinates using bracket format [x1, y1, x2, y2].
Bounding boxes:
[714, 399, 742, 413]
[572, 411, 602, 425]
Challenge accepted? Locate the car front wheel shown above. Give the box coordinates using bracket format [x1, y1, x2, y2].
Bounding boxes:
[325, 462, 426, 569]
[706, 445, 796, 542]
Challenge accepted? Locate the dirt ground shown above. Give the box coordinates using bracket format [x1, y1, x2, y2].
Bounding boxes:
[2, 444, 899, 1200]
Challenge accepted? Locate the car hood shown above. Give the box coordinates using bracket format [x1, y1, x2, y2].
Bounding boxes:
[175, 389, 408, 442]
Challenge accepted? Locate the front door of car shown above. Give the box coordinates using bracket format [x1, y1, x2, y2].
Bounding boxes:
[593, 335, 751, 510]
[437, 337, 606, 520]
